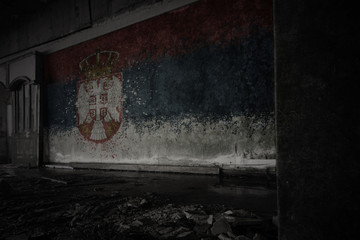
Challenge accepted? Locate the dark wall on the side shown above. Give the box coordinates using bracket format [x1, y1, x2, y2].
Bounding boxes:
[0, 86, 9, 163]
[275, 1, 360, 239]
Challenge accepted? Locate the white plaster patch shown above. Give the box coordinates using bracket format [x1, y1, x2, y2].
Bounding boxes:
[48, 114, 275, 168]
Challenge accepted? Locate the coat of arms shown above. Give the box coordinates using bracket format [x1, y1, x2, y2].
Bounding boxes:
[76, 50, 122, 142]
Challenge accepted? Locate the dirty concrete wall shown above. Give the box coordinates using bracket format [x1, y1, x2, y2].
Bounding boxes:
[0, 66, 8, 162]
[275, 0, 360, 239]
[0, 86, 8, 163]
[44, 0, 274, 168]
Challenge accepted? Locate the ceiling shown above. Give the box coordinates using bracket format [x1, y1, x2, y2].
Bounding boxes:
[0, 0, 50, 31]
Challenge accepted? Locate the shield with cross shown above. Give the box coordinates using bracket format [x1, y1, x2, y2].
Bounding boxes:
[76, 50, 123, 143]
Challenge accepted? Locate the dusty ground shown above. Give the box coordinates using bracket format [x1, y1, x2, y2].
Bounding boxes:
[0, 165, 277, 240]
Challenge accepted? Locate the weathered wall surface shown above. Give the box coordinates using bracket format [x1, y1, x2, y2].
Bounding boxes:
[0, 66, 8, 162]
[44, 0, 274, 168]
[0, 86, 9, 163]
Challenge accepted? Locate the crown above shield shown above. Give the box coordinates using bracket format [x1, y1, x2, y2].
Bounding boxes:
[79, 50, 119, 79]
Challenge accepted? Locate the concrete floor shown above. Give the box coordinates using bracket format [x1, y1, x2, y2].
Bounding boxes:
[0, 164, 277, 239]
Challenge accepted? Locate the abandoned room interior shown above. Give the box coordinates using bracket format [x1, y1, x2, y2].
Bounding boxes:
[0, 0, 359, 239]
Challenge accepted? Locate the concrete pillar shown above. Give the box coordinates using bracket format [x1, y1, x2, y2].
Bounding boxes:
[275, 1, 360, 239]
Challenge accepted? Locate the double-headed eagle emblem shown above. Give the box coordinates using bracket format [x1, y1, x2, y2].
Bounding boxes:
[76, 50, 122, 142]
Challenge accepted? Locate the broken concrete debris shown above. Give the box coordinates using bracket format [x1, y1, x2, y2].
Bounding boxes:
[211, 218, 232, 235]
[1, 192, 274, 239]
[41, 177, 68, 185]
[0, 171, 276, 240]
[218, 233, 233, 240]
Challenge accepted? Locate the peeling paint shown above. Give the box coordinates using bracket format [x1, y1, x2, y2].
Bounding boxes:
[44, 0, 275, 168]
[48, 114, 275, 167]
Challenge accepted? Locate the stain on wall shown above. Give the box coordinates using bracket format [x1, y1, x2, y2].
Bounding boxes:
[44, 0, 274, 167]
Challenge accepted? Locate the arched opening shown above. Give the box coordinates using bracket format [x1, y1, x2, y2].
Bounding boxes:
[9, 77, 31, 134]
[7, 76, 40, 166]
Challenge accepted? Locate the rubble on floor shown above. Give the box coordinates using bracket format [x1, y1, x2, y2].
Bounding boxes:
[0, 171, 277, 240]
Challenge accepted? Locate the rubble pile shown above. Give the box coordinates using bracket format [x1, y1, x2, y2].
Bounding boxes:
[0, 173, 277, 240]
